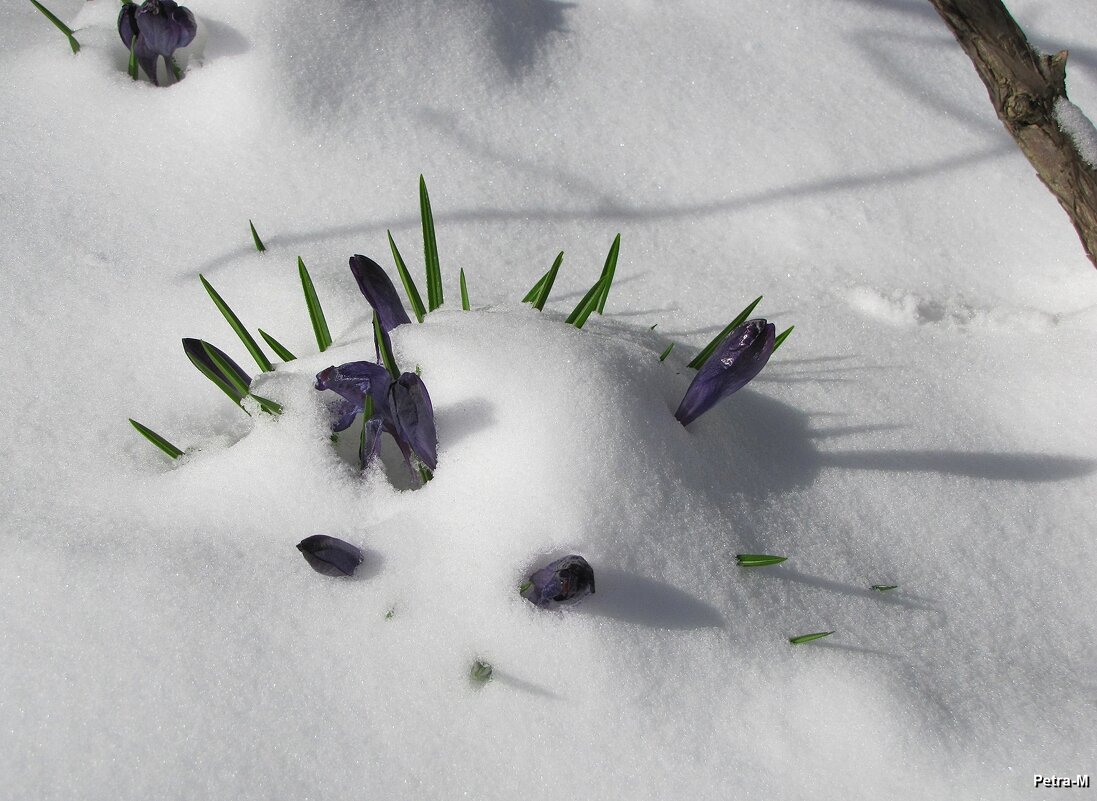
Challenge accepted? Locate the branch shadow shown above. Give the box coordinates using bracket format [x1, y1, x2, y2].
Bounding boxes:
[481, 0, 575, 79]
[822, 450, 1097, 482]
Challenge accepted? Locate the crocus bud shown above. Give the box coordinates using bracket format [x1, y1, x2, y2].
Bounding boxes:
[117, 0, 196, 85]
[182, 338, 251, 403]
[674, 319, 775, 426]
[296, 535, 364, 577]
[349, 255, 412, 334]
[390, 372, 438, 470]
[523, 555, 595, 607]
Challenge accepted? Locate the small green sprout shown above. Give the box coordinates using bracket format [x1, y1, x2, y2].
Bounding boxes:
[257, 329, 297, 362]
[129, 419, 184, 459]
[530, 251, 564, 311]
[736, 554, 788, 567]
[420, 176, 443, 311]
[659, 342, 675, 362]
[298, 257, 332, 352]
[789, 631, 835, 645]
[460, 268, 471, 311]
[871, 584, 898, 592]
[773, 325, 795, 352]
[688, 295, 763, 369]
[28, 0, 80, 54]
[248, 220, 266, 252]
[470, 659, 493, 684]
[200, 274, 273, 372]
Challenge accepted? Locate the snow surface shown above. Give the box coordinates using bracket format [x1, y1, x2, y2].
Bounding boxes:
[3, 0, 1097, 799]
[1056, 97, 1097, 169]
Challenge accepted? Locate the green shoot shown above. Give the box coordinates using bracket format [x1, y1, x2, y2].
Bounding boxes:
[257, 329, 297, 362]
[388, 231, 426, 322]
[470, 659, 493, 684]
[773, 325, 794, 352]
[649, 323, 658, 330]
[129, 419, 184, 459]
[373, 313, 399, 379]
[523, 268, 551, 303]
[659, 343, 674, 362]
[459, 268, 470, 311]
[736, 554, 788, 567]
[28, 0, 80, 54]
[531, 252, 564, 312]
[127, 35, 137, 80]
[199, 274, 273, 372]
[871, 584, 899, 592]
[420, 176, 443, 311]
[564, 278, 605, 329]
[519, 581, 532, 594]
[384, 609, 394, 620]
[789, 631, 835, 645]
[185, 341, 247, 408]
[248, 393, 283, 416]
[298, 257, 332, 352]
[688, 296, 763, 369]
[595, 234, 621, 314]
[418, 464, 433, 484]
[248, 220, 266, 252]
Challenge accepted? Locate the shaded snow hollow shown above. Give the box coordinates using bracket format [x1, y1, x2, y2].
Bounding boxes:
[3, 0, 1097, 799]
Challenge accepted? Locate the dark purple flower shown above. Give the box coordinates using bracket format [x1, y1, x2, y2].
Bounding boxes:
[390, 372, 438, 470]
[314, 361, 392, 432]
[350, 254, 411, 334]
[523, 555, 595, 607]
[182, 337, 251, 403]
[674, 319, 775, 426]
[297, 535, 364, 577]
[117, 0, 196, 86]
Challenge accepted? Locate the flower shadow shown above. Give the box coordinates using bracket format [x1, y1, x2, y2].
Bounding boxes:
[575, 568, 726, 630]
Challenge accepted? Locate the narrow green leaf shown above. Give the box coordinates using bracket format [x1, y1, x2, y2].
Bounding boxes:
[202, 341, 250, 399]
[564, 270, 610, 329]
[659, 342, 675, 362]
[773, 325, 795, 352]
[420, 176, 443, 311]
[789, 631, 835, 645]
[373, 313, 399, 379]
[199, 274, 273, 372]
[418, 464, 434, 484]
[871, 584, 898, 592]
[595, 234, 621, 314]
[249, 392, 283, 416]
[522, 268, 551, 304]
[298, 257, 332, 352]
[470, 659, 493, 683]
[127, 35, 137, 80]
[388, 231, 426, 323]
[518, 581, 532, 594]
[384, 609, 394, 620]
[736, 554, 788, 567]
[459, 268, 470, 311]
[531, 252, 564, 312]
[649, 323, 658, 330]
[129, 419, 184, 459]
[185, 343, 247, 409]
[687, 296, 763, 369]
[168, 56, 182, 81]
[28, 0, 80, 53]
[248, 220, 266, 252]
[257, 329, 297, 362]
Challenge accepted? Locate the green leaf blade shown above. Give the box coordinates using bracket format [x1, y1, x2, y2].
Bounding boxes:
[595, 234, 621, 314]
[248, 220, 266, 252]
[532, 252, 564, 312]
[523, 268, 551, 304]
[789, 631, 835, 645]
[736, 554, 788, 567]
[773, 325, 795, 352]
[298, 257, 332, 352]
[871, 584, 899, 592]
[257, 329, 297, 362]
[687, 295, 764, 369]
[459, 268, 470, 311]
[129, 419, 184, 459]
[388, 231, 426, 323]
[420, 176, 443, 311]
[373, 313, 399, 379]
[659, 342, 675, 362]
[28, 0, 80, 52]
[199, 274, 273, 372]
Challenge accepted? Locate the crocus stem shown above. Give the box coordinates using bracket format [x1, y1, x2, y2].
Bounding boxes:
[28, 0, 80, 53]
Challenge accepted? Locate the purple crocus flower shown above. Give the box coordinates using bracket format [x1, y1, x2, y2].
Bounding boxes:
[350, 254, 411, 361]
[314, 361, 392, 432]
[674, 319, 775, 426]
[524, 555, 596, 607]
[117, 0, 196, 86]
[296, 535, 364, 577]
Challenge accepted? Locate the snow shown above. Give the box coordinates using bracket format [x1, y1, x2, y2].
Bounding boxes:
[2, 0, 1097, 798]
[1056, 97, 1097, 169]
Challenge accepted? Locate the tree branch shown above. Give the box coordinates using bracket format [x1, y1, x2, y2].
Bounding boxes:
[928, 0, 1097, 269]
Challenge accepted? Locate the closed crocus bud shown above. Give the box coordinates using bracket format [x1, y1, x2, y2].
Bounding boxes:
[523, 555, 595, 607]
[117, 3, 139, 48]
[674, 318, 775, 426]
[135, 0, 196, 57]
[182, 338, 251, 404]
[349, 255, 412, 334]
[296, 535, 364, 577]
[390, 372, 438, 470]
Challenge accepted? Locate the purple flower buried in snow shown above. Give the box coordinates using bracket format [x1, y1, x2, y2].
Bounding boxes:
[118, 0, 196, 86]
[297, 535, 364, 577]
[674, 319, 775, 426]
[523, 555, 596, 607]
[315, 363, 438, 476]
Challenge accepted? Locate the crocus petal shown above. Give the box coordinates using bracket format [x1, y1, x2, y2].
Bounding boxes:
[349, 255, 412, 334]
[182, 337, 251, 402]
[296, 535, 364, 577]
[135, 0, 196, 57]
[359, 416, 384, 470]
[315, 361, 392, 431]
[133, 35, 161, 85]
[390, 372, 438, 470]
[674, 318, 775, 426]
[524, 555, 596, 607]
[117, 3, 139, 48]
